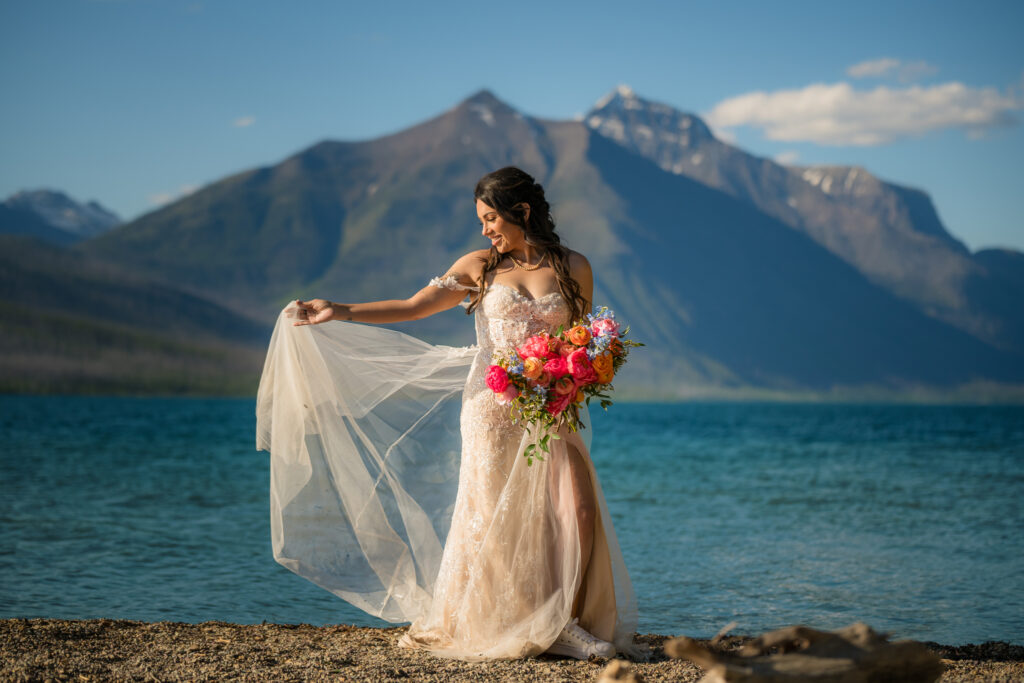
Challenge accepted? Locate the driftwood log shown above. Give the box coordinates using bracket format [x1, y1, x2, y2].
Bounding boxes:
[597, 658, 645, 682]
[664, 622, 944, 683]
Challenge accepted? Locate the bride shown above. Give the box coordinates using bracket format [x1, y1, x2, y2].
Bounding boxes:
[256, 167, 645, 661]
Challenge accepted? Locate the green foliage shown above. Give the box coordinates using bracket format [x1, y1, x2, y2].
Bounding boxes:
[523, 427, 560, 466]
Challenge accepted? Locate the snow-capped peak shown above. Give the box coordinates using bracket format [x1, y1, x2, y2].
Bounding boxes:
[5, 189, 121, 237]
[586, 86, 715, 150]
[592, 84, 637, 110]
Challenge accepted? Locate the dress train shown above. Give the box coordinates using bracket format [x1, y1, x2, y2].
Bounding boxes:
[256, 293, 646, 661]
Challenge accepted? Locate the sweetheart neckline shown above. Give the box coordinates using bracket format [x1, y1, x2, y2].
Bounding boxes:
[486, 282, 564, 304]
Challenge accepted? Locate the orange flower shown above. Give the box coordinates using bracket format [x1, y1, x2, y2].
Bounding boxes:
[608, 339, 625, 357]
[574, 389, 585, 403]
[591, 352, 614, 375]
[522, 357, 544, 380]
[566, 325, 592, 346]
[596, 367, 614, 384]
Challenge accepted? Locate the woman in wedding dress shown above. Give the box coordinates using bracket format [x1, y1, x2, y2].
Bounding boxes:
[256, 167, 645, 662]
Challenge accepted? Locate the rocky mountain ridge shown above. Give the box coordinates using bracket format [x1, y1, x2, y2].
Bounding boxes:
[1, 189, 121, 244]
[584, 86, 1022, 352]
[5, 87, 1023, 398]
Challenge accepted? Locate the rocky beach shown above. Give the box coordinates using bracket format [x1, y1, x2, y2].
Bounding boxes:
[2, 619, 1021, 682]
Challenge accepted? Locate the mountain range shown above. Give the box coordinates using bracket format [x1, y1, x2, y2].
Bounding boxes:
[3, 87, 1023, 399]
[585, 85, 1024, 354]
[1, 189, 121, 245]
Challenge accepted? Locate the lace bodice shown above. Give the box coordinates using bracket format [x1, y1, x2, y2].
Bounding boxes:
[430, 275, 571, 382]
[431, 275, 572, 450]
[476, 284, 570, 356]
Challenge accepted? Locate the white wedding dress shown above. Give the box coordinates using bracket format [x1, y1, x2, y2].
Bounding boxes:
[256, 277, 643, 661]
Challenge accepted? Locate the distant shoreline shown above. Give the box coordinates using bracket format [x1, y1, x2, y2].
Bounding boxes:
[3, 618, 1022, 682]
[5, 389, 1024, 405]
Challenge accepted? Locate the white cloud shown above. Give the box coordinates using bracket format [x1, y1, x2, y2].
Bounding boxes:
[233, 115, 255, 128]
[147, 184, 199, 207]
[847, 58, 938, 83]
[774, 150, 800, 165]
[706, 81, 1021, 146]
[147, 192, 174, 207]
[709, 125, 737, 144]
[847, 58, 901, 79]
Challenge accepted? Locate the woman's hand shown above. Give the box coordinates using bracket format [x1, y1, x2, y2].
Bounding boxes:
[293, 299, 336, 326]
[287, 251, 486, 326]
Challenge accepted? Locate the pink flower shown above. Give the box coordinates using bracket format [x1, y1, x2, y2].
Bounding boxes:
[496, 384, 519, 405]
[552, 375, 576, 396]
[591, 318, 620, 338]
[545, 390, 573, 416]
[567, 347, 597, 385]
[542, 357, 569, 378]
[558, 344, 577, 358]
[517, 335, 551, 360]
[485, 365, 510, 393]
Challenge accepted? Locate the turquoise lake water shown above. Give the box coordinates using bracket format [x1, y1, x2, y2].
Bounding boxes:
[1, 396, 1021, 645]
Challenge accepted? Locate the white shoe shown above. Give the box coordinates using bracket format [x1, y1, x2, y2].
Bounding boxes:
[546, 617, 616, 659]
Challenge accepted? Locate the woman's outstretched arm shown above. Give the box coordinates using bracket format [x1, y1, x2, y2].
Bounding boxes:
[291, 250, 487, 326]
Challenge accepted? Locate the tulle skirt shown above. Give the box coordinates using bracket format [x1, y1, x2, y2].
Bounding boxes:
[256, 305, 644, 660]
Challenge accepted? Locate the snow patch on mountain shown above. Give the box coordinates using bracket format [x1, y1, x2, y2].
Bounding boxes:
[470, 104, 495, 127]
[4, 189, 120, 239]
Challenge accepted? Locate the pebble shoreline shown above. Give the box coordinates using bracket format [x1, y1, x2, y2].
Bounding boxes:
[3, 618, 1022, 682]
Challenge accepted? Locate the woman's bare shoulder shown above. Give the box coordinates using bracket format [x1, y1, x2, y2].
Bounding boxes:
[444, 249, 490, 282]
[566, 249, 593, 278]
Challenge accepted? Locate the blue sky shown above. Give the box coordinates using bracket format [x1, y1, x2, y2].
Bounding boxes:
[2, 0, 1022, 251]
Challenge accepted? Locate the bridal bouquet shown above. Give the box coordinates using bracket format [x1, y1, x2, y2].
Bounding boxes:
[484, 307, 642, 465]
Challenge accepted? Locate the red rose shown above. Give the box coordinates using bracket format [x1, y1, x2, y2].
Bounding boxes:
[545, 390, 573, 416]
[543, 357, 569, 378]
[485, 365, 510, 393]
[566, 347, 597, 385]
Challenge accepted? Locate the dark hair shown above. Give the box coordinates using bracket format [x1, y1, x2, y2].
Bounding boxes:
[467, 167, 587, 322]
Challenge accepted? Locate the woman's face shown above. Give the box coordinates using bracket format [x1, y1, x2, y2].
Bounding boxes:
[476, 199, 525, 253]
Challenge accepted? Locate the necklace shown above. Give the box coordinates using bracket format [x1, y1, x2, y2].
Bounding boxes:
[508, 252, 547, 271]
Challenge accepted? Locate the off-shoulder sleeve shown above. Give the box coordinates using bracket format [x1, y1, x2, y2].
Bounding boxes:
[429, 274, 480, 292]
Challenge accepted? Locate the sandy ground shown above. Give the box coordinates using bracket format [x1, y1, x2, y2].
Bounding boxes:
[2, 618, 1022, 682]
